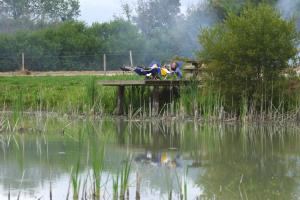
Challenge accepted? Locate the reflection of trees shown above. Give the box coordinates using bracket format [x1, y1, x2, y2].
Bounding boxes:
[193, 125, 300, 200]
[0, 134, 85, 190]
[1, 119, 300, 199]
[114, 120, 300, 199]
[115, 119, 183, 150]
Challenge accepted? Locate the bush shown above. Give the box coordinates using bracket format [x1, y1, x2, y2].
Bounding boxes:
[198, 3, 300, 113]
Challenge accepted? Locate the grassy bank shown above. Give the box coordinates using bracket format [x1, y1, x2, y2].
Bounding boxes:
[0, 75, 142, 116]
[0, 75, 221, 119]
[1, 75, 300, 121]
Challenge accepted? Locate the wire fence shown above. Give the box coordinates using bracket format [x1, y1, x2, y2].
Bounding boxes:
[1, 50, 299, 72]
[0, 51, 171, 72]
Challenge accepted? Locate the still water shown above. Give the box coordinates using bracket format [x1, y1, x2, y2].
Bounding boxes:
[0, 118, 300, 200]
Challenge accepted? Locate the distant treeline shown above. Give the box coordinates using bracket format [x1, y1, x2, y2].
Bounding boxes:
[0, 0, 299, 71]
[0, 0, 216, 71]
[0, 20, 156, 71]
[0, 17, 207, 71]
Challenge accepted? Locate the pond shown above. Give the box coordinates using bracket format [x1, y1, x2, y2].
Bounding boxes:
[0, 118, 300, 200]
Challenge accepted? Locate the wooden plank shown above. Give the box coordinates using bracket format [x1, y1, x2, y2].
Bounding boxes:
[98, 80, 146, 86]
[98, 80, 201, 87]
[144, 80, 194, 86]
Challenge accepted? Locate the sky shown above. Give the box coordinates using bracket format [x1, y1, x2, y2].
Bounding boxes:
[79, 0, 201, 24]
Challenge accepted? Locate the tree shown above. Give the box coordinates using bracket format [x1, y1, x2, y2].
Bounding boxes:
[169, 2, 218, 57]
[0, 0, 80, 22]
[198, 4, 299, 111]
[207, 0, 278, 20]
[0, 20, 150, 71]
[134, 0, 181, 37]
[277, 0, 300, 29]
[121, 2, 132, 22]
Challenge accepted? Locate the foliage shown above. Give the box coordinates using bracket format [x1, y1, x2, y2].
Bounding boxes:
[0, 0, 80, 21]
[0, 0, 80, 32]
[134, 0, 181, 37]
[207, 0, 278, 20]
[199, 4, 300, 112]
[0, 20, 147, 71]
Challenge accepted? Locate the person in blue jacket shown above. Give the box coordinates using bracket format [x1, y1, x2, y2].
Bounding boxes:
[121, 61, 170, 79]
[170, 61, 183, 79]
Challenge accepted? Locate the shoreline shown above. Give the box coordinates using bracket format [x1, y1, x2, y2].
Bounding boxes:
[1, 110, 300, 124]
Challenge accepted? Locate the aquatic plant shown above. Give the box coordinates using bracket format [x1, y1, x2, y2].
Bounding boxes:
[91, 143, 105, 198]
[112, 172, 119, 200]
[71, 163, 81, 200]
[120, 158, 132, 200]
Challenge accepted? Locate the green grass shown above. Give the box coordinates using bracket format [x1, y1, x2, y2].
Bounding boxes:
[2, 75, 299, 121]
[0, 75, 141, 115]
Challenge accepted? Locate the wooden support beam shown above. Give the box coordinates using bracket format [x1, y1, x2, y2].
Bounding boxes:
[152, 86, 160, 116]
[117, 86, 125, 115]
[98, 80, 201, 87]
[97, 80, 202, 116]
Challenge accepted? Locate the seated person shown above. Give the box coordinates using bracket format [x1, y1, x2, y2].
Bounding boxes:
[170, 61, 184, 79]
[121, 61, 171, 80]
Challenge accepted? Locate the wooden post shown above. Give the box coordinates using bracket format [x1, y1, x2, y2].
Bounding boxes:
[129, 50, 133, 67]
[152, 86, 160, 116]
[21, 52, 25, 71]
[117, 85, 125, 115]
[103, 54, 106, 74]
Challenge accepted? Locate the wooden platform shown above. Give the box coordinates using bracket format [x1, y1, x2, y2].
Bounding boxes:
[97, 80, 199, 86]
[98, 79, 201, 116]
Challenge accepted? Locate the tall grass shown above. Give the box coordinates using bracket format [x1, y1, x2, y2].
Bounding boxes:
[112, 172, 119, 200]
[120, 158, 132, 200]
[85, 77, 97, 114]
[12, 89, 24, 122]
[71, 162, 81, 200]
[3, 75, 300, 121]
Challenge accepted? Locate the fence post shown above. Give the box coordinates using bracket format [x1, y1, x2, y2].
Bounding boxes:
[21, 52, 25, 71]
[103, 54, 106, 74]
[129, 50, 133, 67]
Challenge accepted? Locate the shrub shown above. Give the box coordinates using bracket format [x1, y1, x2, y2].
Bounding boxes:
[198, 3, 300, 113]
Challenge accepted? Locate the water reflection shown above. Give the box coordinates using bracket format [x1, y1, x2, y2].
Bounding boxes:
[134, 151, 181, 168]
[0, 119, 299, 199]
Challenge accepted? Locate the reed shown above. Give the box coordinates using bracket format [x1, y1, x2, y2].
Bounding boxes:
[71, 162, 81, 200]
[85, 77, 97, 114]
[91, 143, 105, 198]
[112, 172, 119, 200]
[120, 158, 132, 200]
[12, 89, 24, 123]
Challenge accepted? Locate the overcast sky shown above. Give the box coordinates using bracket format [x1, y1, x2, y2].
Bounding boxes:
[79, 0, 202, 24]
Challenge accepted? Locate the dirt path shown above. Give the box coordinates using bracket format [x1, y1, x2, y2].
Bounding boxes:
[0, 70, 132, 77]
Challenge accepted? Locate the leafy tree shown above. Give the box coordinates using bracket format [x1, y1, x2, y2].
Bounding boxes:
[0, 0, 80, 21]
[0, 0, 80, 33]
[169, 2, 218, 57]
[121, 2, 133, 22]
[134, 0, 181, 37]
[207, 0, 278, 20]
[0, 20, 150, 71]
[198, 4, 299, 112]
[90, 19, 146, 67]
[277, 0, 300, 29]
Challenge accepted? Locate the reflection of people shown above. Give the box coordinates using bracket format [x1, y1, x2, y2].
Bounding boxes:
[170, 61, 183, 79]
[134, 151, 181, 168]
[121, 61, 171, 80]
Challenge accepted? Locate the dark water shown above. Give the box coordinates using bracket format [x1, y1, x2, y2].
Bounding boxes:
[0, 118, 300, 199]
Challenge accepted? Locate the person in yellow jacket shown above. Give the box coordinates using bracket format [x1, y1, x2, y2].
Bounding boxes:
[120, 61, 171, 80]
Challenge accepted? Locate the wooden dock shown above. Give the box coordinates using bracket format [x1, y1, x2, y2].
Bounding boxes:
[98, 80, 201, 116]
[97, 80, 195, 86]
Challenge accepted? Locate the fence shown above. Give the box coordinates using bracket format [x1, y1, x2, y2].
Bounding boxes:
[0, 51, 170, 72]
